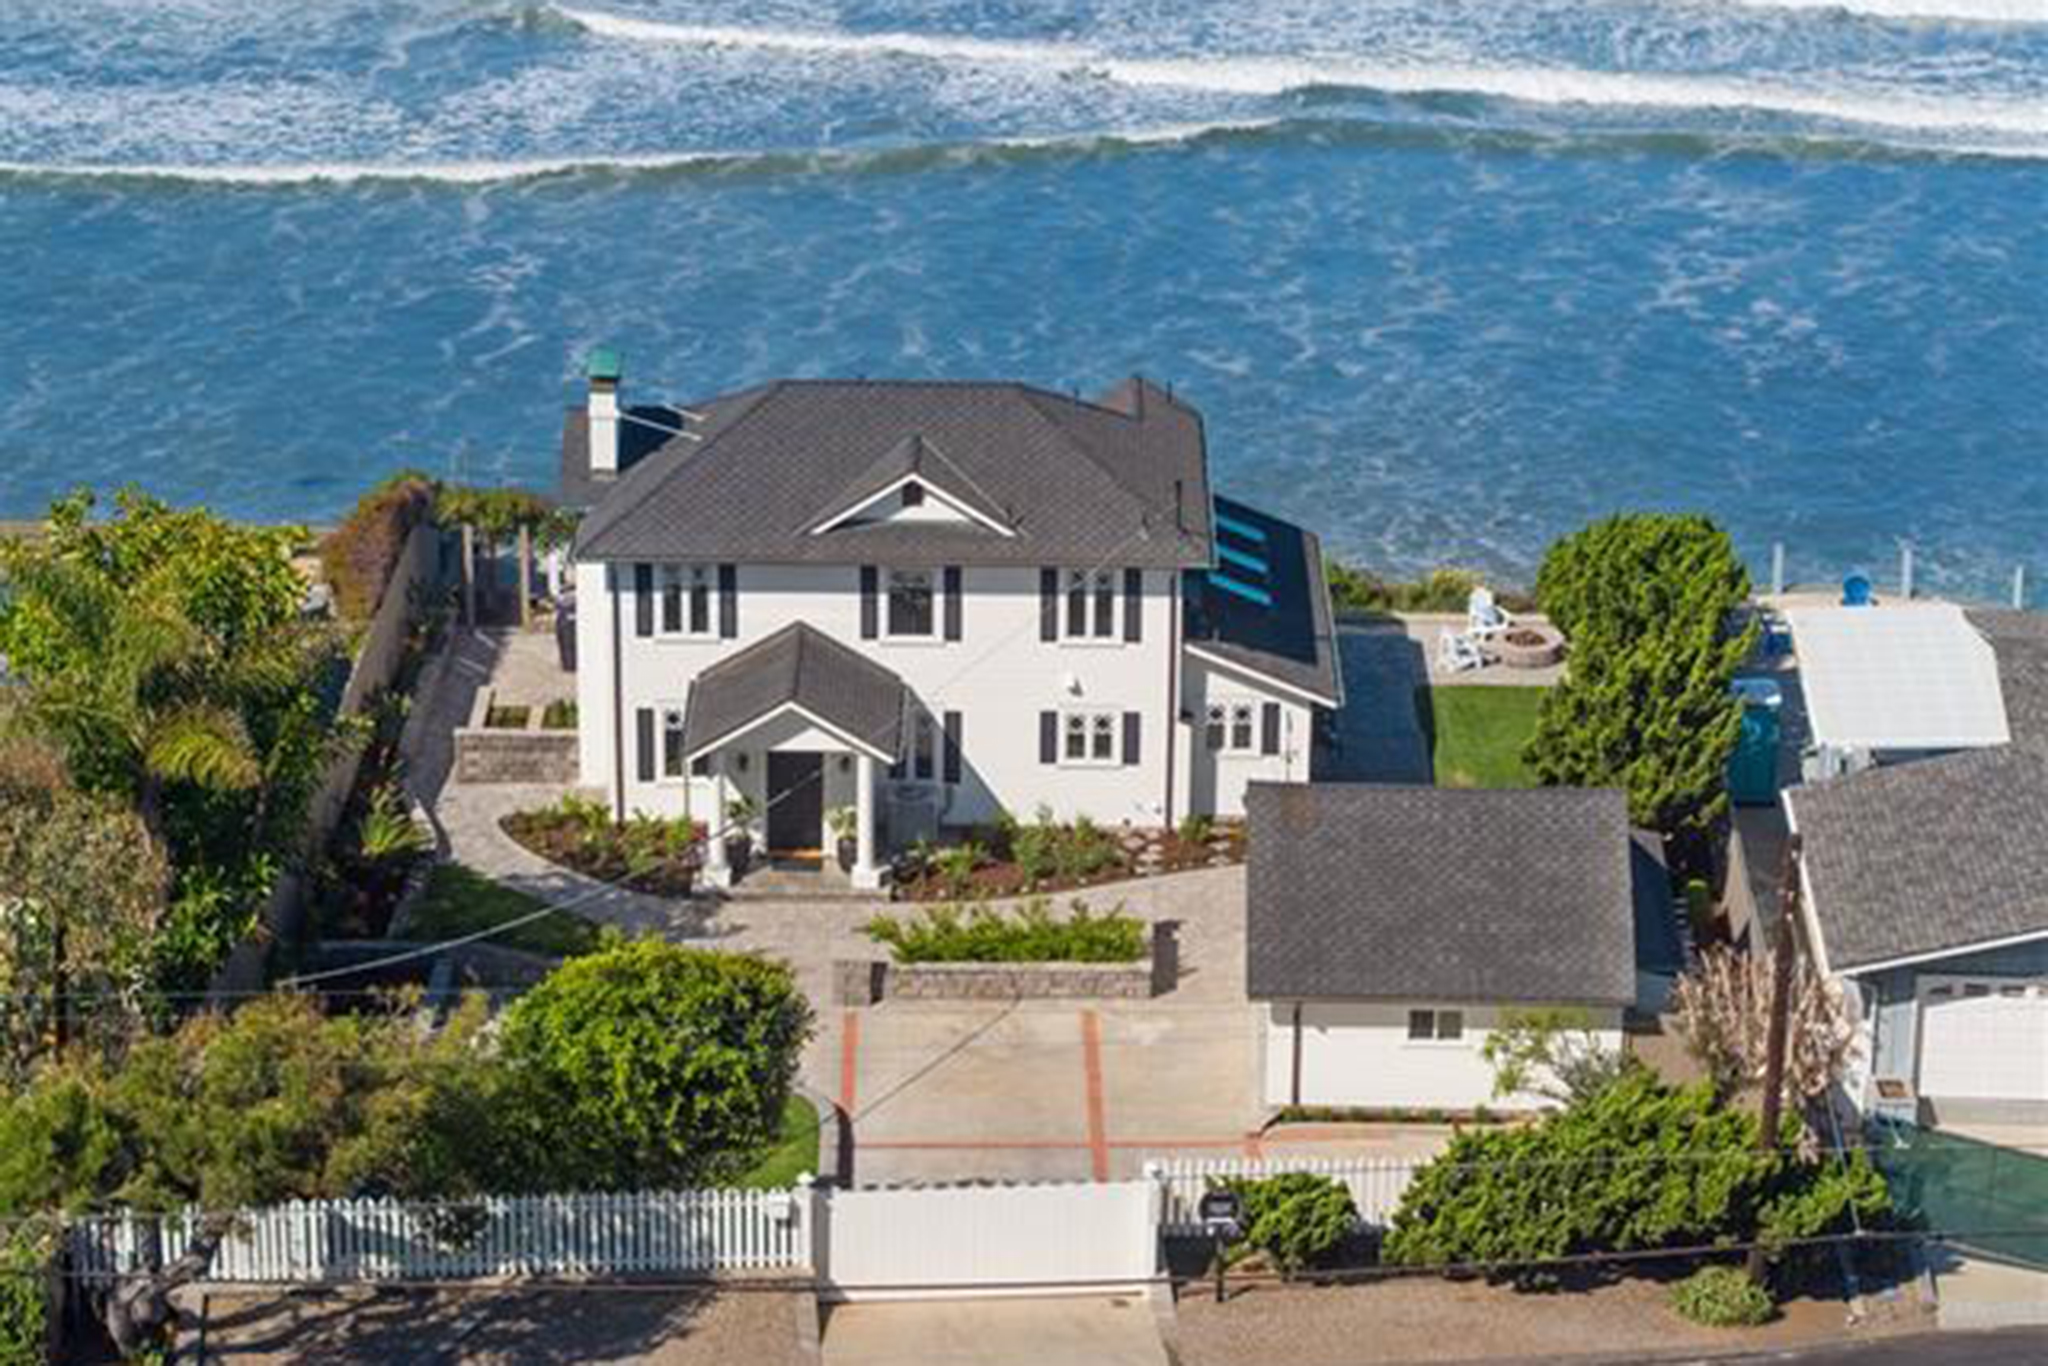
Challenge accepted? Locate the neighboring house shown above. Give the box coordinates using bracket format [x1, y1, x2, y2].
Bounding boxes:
[1778, 602, 2048, 1126]
[1245, 783, 1680, 1114]
[1784, 603, 2011, 780]
[558, 355, 1341, 887]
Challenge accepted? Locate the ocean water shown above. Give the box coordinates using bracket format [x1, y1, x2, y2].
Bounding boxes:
[1, 1, 2044, 595]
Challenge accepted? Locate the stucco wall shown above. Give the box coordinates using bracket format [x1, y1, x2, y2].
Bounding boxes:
[1261, 1000, 1625, 1112]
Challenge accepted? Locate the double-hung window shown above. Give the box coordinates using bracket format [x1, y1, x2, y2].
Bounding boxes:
[1064, 568, 1117, 639]
[1063, 710, 1118, 765]
[912, 712, 937, 781]
[1406, 1008, 1465, 1043]
[659, 565, 713, 636]
[887, 568, 935, 638]
[660, 706, 687, 779]
[1206, 701, 1257, 752]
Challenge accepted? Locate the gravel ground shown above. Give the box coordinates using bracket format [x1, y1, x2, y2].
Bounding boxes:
[1171, 1274, 1932, 1366]
[169, 1284, 813, 1365]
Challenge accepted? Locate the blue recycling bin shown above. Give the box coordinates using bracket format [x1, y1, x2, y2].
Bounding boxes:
[1728, 678, 1782, 806]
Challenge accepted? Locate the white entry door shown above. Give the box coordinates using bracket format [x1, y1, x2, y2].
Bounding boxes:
[1917, 977, 2048, 1103]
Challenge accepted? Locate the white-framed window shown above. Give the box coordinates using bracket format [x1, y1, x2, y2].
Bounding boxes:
[912, 712, 937, 781]
[1406, 1008, 1465, 1043]
[658, 565, 714, 636]
[1062, 709, 1119, 766]
[660, 705, 688, 779]
[1063, 568, 1117, 640]
[1205, 701, 1257, 752]
[887, 568, 935, 638]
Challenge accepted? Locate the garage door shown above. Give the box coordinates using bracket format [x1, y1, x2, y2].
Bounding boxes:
[1917, 977, 2048, 1102]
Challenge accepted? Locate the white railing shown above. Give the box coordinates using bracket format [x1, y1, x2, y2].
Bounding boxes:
[70, 1188, 810, 1285]
[1146, 1155, 1419, 1235]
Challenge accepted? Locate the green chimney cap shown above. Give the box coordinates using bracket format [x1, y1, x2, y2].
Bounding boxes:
[586, 347, 622, 382]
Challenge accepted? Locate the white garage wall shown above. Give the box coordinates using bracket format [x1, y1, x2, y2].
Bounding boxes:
[1261, 1001, 1625, 1113]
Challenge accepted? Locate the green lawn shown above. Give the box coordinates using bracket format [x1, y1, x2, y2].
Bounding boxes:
[400, 862, 606, 958]
[1416, 685, 1546, 789]
[737, 1094, 822, 1189]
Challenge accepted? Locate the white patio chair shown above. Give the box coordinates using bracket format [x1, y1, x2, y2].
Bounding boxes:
[1437, 628, 1485, 674]
[1467, 586, 1513, 639]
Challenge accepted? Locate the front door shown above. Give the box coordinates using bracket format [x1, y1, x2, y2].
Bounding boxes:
[765, 752, 825, 857]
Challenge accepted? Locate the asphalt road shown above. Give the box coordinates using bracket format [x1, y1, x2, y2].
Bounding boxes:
[1583, 1327, 2048, 1364]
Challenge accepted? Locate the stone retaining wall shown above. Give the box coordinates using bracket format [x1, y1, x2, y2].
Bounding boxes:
[834, 943, 1156, 1004]
[454, 686, 579, 783]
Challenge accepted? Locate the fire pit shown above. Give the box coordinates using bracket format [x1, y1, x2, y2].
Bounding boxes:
[1492, 624, 1565, 670]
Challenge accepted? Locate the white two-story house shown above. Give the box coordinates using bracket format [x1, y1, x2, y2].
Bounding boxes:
[559, 353, 1342, 889]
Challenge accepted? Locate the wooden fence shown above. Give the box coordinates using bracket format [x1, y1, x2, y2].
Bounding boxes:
[70, 1188, 808, 1284]
[1146, 1155, 1419, 1235]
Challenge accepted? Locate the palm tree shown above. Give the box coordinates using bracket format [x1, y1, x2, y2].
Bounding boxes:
[0, 554, 267, 847]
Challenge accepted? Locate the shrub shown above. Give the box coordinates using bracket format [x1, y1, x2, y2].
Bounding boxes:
[864, 898, 1146, 963]
[932, 841, 985, 897]
[541, 699, 577, 730]
[1383, 1070, 1890, 1283]
[0, 1223, 52, 1366]
[1670, 1265, 1775, 1327]
[1225, 1173, 1357, 1275]
[356, 782, 429, 864]
[1178, 812, 1214, 847]
[319, 475, 435, 621]
[499, 941, 813, 1190]
[500, 796, 700, 897]
[1325, 561, 1535, 616]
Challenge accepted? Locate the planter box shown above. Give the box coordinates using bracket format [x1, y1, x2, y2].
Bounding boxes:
[835, 935, 1159, 1003]
[454, 686, 579, 784]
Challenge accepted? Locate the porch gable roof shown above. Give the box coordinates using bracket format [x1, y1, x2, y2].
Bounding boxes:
[682, 623, 906, 762]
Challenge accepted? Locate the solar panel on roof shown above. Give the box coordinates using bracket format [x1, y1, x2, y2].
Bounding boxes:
[1208, 570, 1273, 607]
[1217, 542, 1268, 576]
[1214, 510, 1267, 544]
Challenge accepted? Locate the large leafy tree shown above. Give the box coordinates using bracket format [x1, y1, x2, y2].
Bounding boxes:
[0, 489, 341, 987]
[1525, 514, 1755, 848]
[0, 993, 495, 1356]
[498, 940, 814, 1190]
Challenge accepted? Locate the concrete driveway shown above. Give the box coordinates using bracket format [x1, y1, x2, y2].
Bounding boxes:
[843, 1000, 1263, 1185]
[822, 1297, 1169, 1366]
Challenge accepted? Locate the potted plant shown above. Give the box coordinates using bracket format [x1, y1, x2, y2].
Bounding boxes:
[724, 793, 759, 875]
[827, 804, 860, 873]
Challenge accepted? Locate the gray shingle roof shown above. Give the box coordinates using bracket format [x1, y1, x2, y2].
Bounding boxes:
[1969, 609, 2048, 753]
[1245, 784, 1647, 1005]
[1786, 746, 2048, 973]
[682, 623, 906, 760]
[1183, 496, 1343, 706]
[572, 378, 1214, 568]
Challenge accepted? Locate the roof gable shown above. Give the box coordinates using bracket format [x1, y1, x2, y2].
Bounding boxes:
[807, 433, 1016, 538]
[681, 623, 906, 760]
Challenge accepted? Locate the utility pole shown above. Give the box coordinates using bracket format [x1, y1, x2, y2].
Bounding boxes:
[1747, 832, 1802, 1286]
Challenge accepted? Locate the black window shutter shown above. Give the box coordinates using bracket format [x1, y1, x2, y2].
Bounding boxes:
[1039, 568, 1058, 642]
[860, 566, 879, 639]
[943, 710, 962, 784]
[1123, 711, 1142, 766]
[1123, 568, 1143, 643]
[635, 708, 655, 782]
[1039, 711, 1058, 764]
[717, 564, 738, 638]
[633, 564, 654, 638]
[943, 566, 963, 641]
[1261, 702, 1282, 756]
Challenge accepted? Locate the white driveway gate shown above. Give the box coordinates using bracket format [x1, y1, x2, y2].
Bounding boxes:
[815, 1180, 1161, 1301]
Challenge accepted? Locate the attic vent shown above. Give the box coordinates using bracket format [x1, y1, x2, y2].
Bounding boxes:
[901, 481, 924, 507]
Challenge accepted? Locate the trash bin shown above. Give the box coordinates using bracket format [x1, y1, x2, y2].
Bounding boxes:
[1727, 678, 1782, 806]
[555, 594, 577, 674]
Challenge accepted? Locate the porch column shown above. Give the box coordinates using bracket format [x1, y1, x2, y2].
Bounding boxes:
[703, 753, 732, 889]
[851, 752, 882, 890]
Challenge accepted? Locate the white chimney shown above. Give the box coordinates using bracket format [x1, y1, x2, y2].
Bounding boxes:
[587, 346, 621, 475]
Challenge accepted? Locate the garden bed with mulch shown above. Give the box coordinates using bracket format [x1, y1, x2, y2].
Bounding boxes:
[499, 795, 703, 898]
[893, 815, 1245, 901]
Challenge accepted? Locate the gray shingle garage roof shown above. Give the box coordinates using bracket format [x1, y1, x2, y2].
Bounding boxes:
[1245, 784, 1651, 1006]
[1786, 745, 2048, 974]
[682, 623, 906, 761]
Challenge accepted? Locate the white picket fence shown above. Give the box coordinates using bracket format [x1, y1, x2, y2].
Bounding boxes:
[1147, 1155, 1419, 1235]
[69, 1188, 809, 1284]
